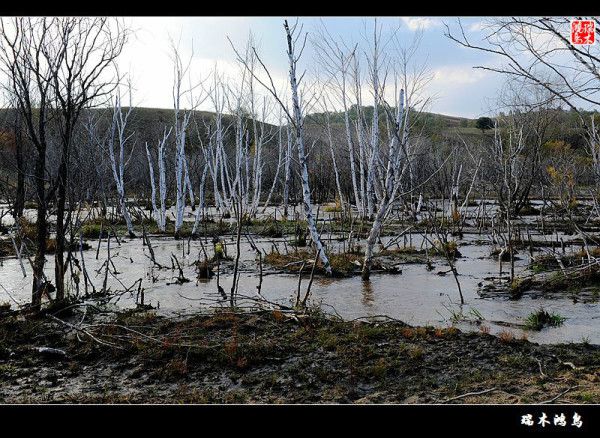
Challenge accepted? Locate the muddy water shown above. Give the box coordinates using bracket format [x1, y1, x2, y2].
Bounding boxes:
[0, 203, 332, 228]
[1, 222, 599, 345]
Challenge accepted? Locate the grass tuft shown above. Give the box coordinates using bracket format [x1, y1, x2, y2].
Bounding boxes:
[524, 308, 566, 331]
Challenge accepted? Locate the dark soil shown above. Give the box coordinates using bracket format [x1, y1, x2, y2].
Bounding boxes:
[1, 309, 599, 403]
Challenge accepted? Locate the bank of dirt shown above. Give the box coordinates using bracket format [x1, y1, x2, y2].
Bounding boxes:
[1, 309, 599, 403]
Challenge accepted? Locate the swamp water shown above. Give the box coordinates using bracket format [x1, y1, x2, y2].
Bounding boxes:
[1, 202, 599, 345]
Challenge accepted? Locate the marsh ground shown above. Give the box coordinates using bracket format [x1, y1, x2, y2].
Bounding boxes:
[1, 309, 599, 404]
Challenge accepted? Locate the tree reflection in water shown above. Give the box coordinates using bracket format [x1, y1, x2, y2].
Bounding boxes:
[362, 280, 374, 307]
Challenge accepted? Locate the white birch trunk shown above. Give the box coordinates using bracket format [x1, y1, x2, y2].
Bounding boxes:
[145, 127, 171, 232]
[326, 112, 344, 206]
[262, 125, 285, 212]
[145, 142, 159, 225]
[342, 89, 362, 213]
[362, 87, 406, 280]
[192, 162, 209, 235]
[451, 164, 463, 220]
[283, 124, 293, 217]
[108, 94, 135, 237]
[284, 21, 332, 274]
[353, 56, 368, 218]
[366, 26, 380, 220]
[184, 155, 195, 209]
[174, 111, 191, 235]
[158, 131, 168, 232]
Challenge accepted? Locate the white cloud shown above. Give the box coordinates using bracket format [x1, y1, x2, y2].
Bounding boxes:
[401, 17, 442, 31]
[529, 25, 566, 52]
[425, 65, 495, 117]
[116, 17, 292, 112]
[468, 21, 487, 32]
[102, 17, 504, 118]
[431, 65, 488, 87]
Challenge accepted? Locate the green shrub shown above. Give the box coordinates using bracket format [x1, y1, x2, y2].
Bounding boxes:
[81, 223, 108, 239]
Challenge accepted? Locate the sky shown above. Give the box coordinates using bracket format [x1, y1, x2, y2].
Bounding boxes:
[119, 17, 510, 119]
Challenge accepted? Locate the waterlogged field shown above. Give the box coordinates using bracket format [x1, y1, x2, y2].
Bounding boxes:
[2, 201, 599, 345]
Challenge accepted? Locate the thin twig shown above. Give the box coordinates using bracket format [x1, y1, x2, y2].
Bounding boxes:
[540, 385, 579, 404]
[442, 387, 498, 403]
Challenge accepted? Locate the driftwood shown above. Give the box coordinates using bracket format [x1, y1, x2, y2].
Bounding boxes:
[169, 253, 189, 285]
[33, 346, 67, 359]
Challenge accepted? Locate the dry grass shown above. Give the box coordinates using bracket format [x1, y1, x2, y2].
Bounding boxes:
[263, 249, 364, 276]
[498, 330, 515, 343]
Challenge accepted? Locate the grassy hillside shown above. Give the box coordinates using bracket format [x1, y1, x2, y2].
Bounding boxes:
[1, 105, 591, 148]
[306, 105, 478, 137]
[0, 106, 278, 153]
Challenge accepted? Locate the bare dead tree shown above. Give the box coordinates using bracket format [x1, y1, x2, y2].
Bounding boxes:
[50, 18, 127, 303]
[230, 19, 333, 274]
[145, 127, 172, 232]
[106, 85, 136, 238]
[0, 18, 128, 307]
[359, 21, 431, 281]
[171, 40, 194, 238]
[0, 18, 56, 310]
